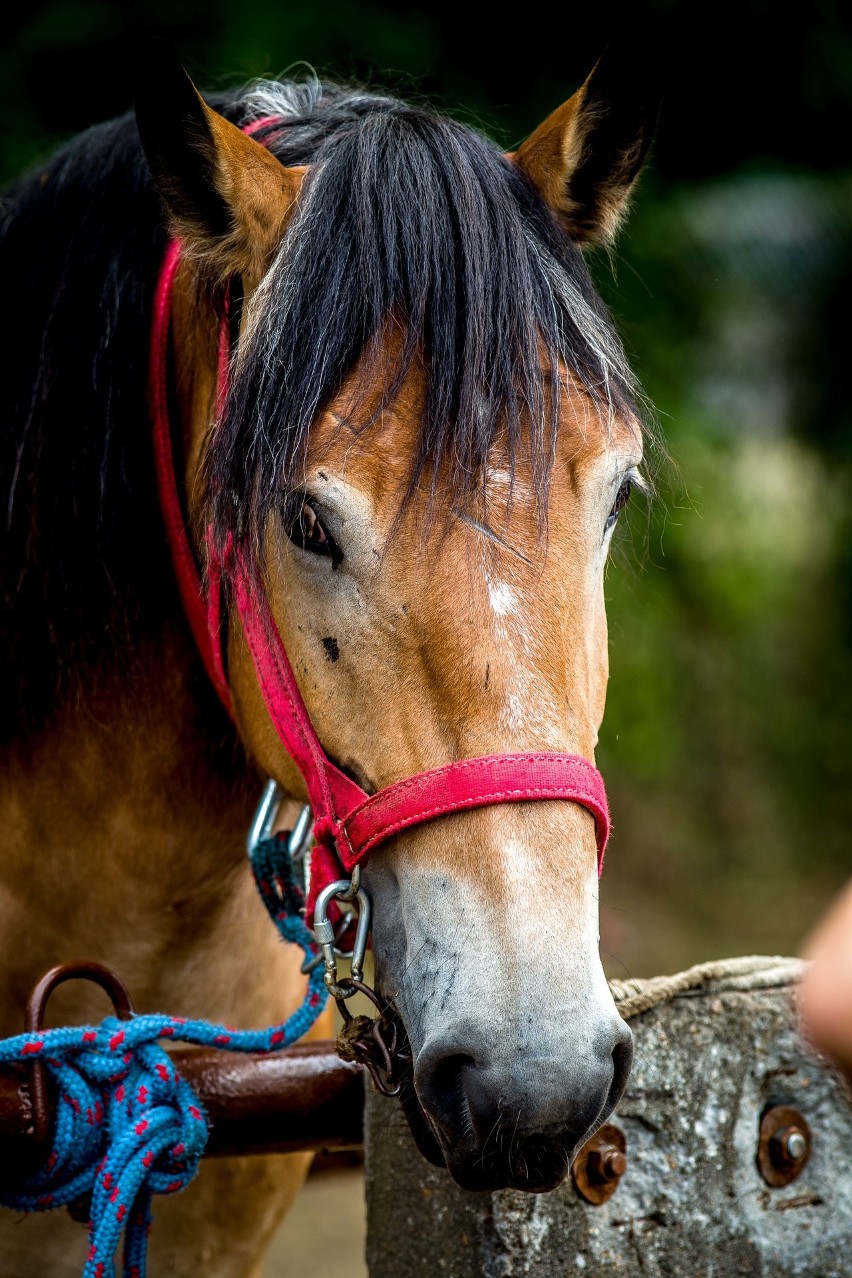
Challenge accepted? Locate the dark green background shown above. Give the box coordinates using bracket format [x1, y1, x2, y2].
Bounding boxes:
[4, 1, 851, 975]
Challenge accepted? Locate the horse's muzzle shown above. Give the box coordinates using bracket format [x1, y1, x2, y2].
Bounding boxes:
[405, 1017, 634, 1192]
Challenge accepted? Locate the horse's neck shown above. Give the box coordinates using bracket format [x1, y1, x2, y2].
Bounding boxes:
[0, 622, 296, 1037]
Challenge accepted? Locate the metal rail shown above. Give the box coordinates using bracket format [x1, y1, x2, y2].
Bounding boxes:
[0, 1041, 364, 1181]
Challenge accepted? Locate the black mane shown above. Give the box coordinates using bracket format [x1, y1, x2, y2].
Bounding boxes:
[0, 80, 641, 738]
[0, 112, 171, 738]
[213, 82, 640, 549]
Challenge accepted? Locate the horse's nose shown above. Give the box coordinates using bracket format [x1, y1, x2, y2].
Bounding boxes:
[414, 1017, 633, 1191]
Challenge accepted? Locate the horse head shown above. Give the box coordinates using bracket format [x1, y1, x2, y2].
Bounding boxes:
[137, 50, 656, 1193]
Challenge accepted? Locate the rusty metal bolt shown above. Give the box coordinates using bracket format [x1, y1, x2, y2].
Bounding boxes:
[586, 1144, 628, 1185]
[572, 1124, 627, 1205]
[757, 1105, 812, 1188]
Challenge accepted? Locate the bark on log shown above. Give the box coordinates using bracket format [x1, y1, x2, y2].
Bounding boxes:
[365, 974, 852, 1277]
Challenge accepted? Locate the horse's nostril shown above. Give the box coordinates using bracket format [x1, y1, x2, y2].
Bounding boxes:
[431, 1051, 476, 1090]
[609, 1023, 634, 1107]
[413, 1042, 485, 1145]
[420, 1050, 477, 1134]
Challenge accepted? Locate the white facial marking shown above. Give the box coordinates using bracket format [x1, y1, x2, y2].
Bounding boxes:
[480, 560, 563, 738]
[485, 833, 614, 1019]
[503, 691, 528, 733]
[488, 579, 517, 616]
[485, 465, 514, 490]
[501, 835, 539, 898]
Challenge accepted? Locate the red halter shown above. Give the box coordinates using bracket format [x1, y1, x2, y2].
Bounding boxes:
[149, 122, 611, 914]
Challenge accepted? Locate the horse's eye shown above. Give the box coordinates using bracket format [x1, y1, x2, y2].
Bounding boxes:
[283, 495, 341, 565]
[606, 478, 632, 531]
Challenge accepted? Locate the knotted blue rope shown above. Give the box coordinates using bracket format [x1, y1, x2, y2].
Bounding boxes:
[0, 834, 327, 1278]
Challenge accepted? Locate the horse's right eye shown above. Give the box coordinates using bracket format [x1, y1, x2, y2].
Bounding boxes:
[282, 495, 342, 566]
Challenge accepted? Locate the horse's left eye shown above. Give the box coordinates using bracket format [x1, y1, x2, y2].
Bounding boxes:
[606, 478, 632, 531]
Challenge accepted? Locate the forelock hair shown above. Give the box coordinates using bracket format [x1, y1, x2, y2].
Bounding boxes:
[208, 78, 647, 551]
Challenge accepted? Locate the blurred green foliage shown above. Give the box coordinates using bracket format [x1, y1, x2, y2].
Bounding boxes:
[2, 1, 850, 974]
[598, 166, 852, 972]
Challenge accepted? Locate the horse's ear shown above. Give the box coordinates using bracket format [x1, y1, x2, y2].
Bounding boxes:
[135, 51, 304, 282]
[514, 47, 659, 246]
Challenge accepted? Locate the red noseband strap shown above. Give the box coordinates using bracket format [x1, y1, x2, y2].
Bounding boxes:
[340, 755, 609, 866]
[149, 118, 612, 912]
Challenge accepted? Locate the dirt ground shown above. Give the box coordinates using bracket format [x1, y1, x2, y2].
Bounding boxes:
[264, 1165, 366, 1277]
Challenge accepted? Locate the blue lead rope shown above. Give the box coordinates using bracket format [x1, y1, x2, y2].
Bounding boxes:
[0, 834, 328, 1278]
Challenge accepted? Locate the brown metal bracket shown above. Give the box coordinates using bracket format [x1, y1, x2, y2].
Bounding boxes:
[25, 961, 134, 1147]
[757, 1104, 812, 1188]
[571, 1123, 628, 1205]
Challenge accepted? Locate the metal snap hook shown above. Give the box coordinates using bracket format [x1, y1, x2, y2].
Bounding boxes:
[332, 864, 361, 901]
[287, 804, 314, 884]
[300, 908, 356, 974]
[248, 782, 372, 988]
[246, 778, 284, 857]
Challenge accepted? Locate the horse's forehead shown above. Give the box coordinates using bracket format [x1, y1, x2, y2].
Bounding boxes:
[305, 359, 635, 510]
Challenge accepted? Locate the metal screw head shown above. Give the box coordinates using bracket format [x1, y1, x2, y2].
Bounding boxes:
[776, 1126, 807, 1164]
[572, 1124, 627, 1205]
[757, 1105, 812, 1188]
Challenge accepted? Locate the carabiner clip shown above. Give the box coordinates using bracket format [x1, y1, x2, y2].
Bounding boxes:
[313, 877, 372, 999]
[248, 781, 372, 993]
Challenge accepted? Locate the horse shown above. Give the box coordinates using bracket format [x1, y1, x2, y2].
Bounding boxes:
[0, 46, 656, 1277]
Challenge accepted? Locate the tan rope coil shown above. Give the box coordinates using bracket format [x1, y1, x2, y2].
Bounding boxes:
[609, 954, 804, 1020]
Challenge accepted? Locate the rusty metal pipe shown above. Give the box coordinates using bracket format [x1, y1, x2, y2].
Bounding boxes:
[174, 1041, 364, 1157]
[0, 1041, 364, 1169]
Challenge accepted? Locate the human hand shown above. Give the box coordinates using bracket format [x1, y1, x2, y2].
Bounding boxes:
[799, 878, 852, 1081]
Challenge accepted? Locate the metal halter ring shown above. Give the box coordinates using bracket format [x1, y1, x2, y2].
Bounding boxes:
[26, 962, 135, 1147]
[247, 780, 313, 896]
[312, 878, 372, 1000]
[247, 781, 373, 997]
